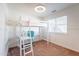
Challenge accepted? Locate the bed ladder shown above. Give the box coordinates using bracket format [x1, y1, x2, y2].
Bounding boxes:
[20, 33, 34, 56]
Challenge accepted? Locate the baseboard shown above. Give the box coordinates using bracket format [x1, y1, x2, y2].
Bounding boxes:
[45, 40, 79, 53]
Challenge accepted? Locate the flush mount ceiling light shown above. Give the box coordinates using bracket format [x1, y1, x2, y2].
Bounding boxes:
[34, 6, 46, 13]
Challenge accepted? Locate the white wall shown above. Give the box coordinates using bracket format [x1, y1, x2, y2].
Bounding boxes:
[0, 3, 9, 56]
[45, 4, 79, 52]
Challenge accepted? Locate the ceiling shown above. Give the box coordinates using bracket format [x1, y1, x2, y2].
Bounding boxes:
[7, 3, 76, 18]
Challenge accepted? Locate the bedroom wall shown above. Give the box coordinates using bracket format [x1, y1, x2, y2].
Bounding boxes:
[44, 4, 79, 52]
[0, 3, 9, 56]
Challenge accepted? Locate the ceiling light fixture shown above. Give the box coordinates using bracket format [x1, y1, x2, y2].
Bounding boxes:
[34, 5, 46, 13]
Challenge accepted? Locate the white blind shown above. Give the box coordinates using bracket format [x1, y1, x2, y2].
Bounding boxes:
[48, 16, 67, 33]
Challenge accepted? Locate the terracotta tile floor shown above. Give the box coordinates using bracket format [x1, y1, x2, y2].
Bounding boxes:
[8, 40, 79, 56]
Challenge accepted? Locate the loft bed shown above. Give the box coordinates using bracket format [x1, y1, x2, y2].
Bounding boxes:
[18, 24, 48, 56]
[6, 17, 49, 56]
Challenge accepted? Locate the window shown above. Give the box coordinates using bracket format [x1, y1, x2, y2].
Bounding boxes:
[48, 16, 67, 33]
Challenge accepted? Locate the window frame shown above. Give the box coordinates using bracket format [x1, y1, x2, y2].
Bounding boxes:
[48, 16, 67, 33]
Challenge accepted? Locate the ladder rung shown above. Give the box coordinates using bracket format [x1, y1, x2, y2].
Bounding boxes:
[20, 43, 31, 46]
[24, 50, 32, 55]
[24, 44, 31, 47]
[22, 46, 31, 50]
[20, 37, 31, 40]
